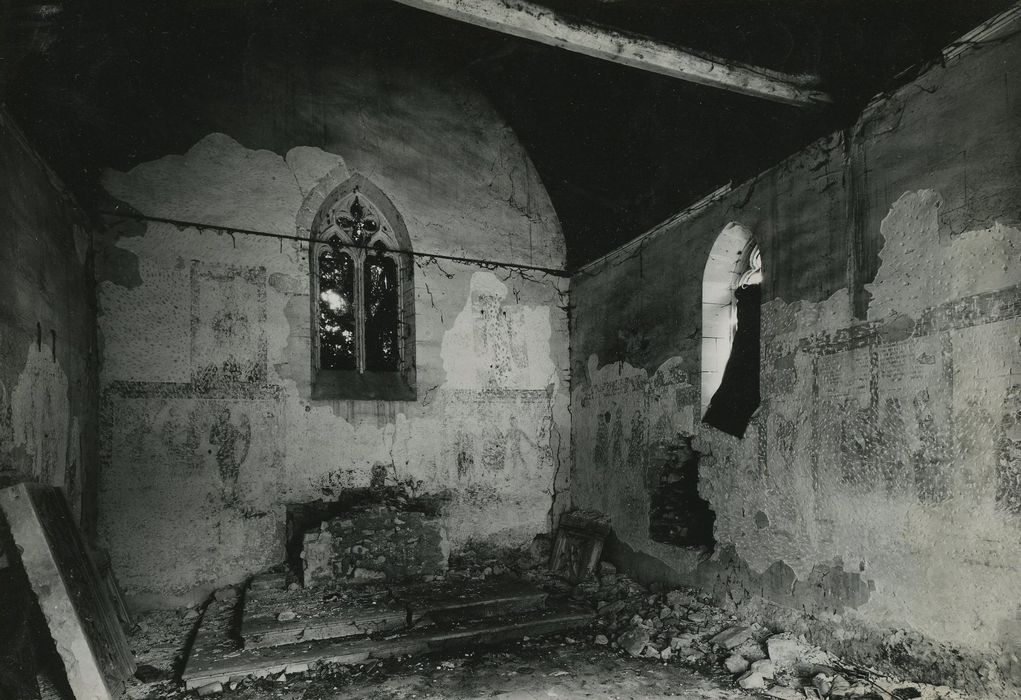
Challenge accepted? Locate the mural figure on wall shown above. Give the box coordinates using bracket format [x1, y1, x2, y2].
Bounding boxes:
[209, 408, 251, 502]
[506, 415, 537, 476]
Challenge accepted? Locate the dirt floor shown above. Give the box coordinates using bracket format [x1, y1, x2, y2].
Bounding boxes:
[126, 609, 751, 700]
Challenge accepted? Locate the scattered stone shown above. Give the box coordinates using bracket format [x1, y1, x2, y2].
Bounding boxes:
[812, 673, 832, 696]
[733, 638, 768, 662]
[643, 645, 661, 659]
[213, 587, 237, 602]
[659, 606, 672, 620]
[659, 646, 673, 661]
[709, 625, 752, 650]
[288, 582, 300, 591]
[594, 634, 609, 645]
[598, 561, 616, 576]
[669, 634, 697, 650]
[352, 568, 386, 580]
[829, 674, 851, 697]
[196, 681, 223, 696]
[275, 672, 287, 683]
[750, 659, 775, 679]
[665, 590, 693, 606]
[617, 625, 651, 657]
[737, 670, 765, 689]
[183, 608, 200, 620]
[277, 611, 297, 622]
[724, 654, 750, 674]
[766, 634, 804, 669]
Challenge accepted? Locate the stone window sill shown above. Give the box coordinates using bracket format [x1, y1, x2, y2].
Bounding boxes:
[311, 369, 416, 401]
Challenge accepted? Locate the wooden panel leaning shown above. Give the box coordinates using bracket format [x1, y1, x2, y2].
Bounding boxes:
[0, 483, 136, 700]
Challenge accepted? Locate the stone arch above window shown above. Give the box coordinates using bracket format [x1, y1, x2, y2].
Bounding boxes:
[306, 174, 416, 400]
[701, 223, 761, 436]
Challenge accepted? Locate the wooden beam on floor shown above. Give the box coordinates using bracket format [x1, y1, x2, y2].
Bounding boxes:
[390, 0, 832, 107]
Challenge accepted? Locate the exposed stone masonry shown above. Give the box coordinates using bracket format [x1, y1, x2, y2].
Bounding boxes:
[302, 506, 450, 586]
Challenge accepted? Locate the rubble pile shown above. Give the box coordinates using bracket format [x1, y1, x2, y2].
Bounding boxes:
[302, 505, 449, 587]
[570, 562, 937, 700]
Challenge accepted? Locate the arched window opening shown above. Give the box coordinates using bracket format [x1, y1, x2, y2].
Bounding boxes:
[701, 224, 761, 437]
[311, 178, 415, 400]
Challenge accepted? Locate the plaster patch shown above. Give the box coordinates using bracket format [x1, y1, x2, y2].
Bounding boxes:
[102, 133, 303, 236]
[98, 256, 192, 384]
[11, 341, 70, 488]
[284, 146, 348, 197]
[441, 271, 556, 390]
[867, 190, 1021, 320]
[96, 124, 569, 597]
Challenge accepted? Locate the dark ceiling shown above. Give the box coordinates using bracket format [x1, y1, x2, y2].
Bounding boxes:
[0, 0, 1009, 267]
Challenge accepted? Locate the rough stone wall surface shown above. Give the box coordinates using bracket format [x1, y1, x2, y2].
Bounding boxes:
[95, 53, 568, 602]
[302, 507, 449, 587]
[0, 108, 99, 533]
[570, 28, 1021, 692]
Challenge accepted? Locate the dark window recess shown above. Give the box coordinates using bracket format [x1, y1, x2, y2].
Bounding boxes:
[648, 436, 716, 550]
[317, 245, 356, 370]
[364, 250, 400, 372]
[702, 284, 761, 438]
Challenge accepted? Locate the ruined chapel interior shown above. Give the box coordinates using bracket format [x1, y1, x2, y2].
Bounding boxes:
[1, 0, 1020, 698]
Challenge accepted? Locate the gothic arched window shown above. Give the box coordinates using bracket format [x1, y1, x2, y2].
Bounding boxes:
[701, 224, 761, 437]
[310, 177, 415, 400]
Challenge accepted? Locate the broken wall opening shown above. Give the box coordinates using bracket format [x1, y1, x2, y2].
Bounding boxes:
[647, 436, 716, 550]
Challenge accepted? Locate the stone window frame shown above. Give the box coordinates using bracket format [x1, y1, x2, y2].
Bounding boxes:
[700, 222, 759, 415]
[299, 171, 417, 401]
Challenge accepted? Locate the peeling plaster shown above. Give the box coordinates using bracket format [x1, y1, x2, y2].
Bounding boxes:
[572, 191, 1021, 661]
[441, 271, 557, 390]
[11, 342, 71, 489]
[568, 35, 1021, 691]
[96, 129, 569, 598]
[867, 189, 1021, 321]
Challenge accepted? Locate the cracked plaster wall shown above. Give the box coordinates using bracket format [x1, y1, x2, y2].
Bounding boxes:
[0, 108, 98, 533]
[570, 27, 1021, 694]
[94, 53, 568, 602]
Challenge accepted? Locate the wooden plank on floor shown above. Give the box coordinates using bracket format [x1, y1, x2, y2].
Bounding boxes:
[0, 484, 136, 700]
[184, 600, 593, 689]
[241, 584, 407, 649]
[399, 577, 548, 623]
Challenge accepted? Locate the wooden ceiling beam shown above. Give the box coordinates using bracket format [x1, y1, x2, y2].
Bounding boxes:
[390, 0, 832, 107]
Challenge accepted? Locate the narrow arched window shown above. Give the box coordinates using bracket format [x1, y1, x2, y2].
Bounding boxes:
[701, 224, 761, 437]
[310, 178, 415, 400]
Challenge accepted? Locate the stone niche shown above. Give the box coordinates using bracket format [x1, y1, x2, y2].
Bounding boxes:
[294, 488, 451, 587]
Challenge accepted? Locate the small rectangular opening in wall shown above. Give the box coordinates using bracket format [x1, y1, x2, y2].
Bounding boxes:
[647, 436, 716, 551]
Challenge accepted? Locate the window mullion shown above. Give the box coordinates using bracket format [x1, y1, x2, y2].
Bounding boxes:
[311, 243, 320, 372]
[354, 249, 366, 373]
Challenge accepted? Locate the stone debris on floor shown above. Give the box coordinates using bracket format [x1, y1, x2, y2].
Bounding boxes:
[119, 532, 968, 699]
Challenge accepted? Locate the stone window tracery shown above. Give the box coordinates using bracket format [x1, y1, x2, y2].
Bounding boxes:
[310, 180, 416, 400]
